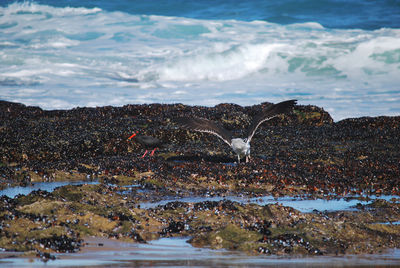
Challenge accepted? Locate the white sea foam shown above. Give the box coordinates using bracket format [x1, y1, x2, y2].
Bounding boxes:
[3, 1, 101, 16]
[0, 2, 399, 120]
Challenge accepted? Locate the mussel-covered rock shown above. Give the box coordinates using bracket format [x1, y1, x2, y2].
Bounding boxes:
[0, 100, 399, 258]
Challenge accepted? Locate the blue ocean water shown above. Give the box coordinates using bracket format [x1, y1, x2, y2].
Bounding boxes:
[1, 0, 400, 120]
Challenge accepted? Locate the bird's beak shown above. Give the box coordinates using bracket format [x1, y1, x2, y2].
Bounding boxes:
[128, 131, 138, 140]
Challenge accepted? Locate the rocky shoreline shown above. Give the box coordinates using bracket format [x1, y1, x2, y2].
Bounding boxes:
[0, 100, 399, 260]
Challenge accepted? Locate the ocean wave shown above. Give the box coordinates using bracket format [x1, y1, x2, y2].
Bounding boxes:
[157, 43, 285, 81]
[0, 2, 399, 120]
[3, 0, 399, 29]
[2, 1, 101, 16]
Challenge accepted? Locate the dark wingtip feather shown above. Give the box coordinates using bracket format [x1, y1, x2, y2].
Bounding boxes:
[271, 99, 297, 113]
[174, 117, 190, 127]
[246, 99, 297, 141]
[175, 117, 205, 129]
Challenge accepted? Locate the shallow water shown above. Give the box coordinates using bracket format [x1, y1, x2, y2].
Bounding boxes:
[139, 194, 397, 213]
[1, 181, 396, 213]
[1, 181, 399, 266]
[0, 181, 99, 198]
[378, 221, 400, 225]
[1, 237, 400, 267]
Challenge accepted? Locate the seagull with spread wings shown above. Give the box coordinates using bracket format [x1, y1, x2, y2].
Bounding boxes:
[176, 100, 297, 163]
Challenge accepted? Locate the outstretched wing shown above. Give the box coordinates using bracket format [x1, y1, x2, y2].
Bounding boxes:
[246, 99, 297, 143]
[176, 117, 232, 147]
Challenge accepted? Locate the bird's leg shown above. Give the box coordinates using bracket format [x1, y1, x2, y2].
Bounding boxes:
[141, 150, 148, 158]
[245, 155, 250, 163]
[237, 155, 241, 164]
[150, 147, 158, 156]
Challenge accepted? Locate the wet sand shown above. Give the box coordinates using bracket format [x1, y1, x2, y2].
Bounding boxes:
[2, 236, 400, 267]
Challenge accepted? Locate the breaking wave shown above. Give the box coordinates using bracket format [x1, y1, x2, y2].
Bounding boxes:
[1, 2, 400, 120]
